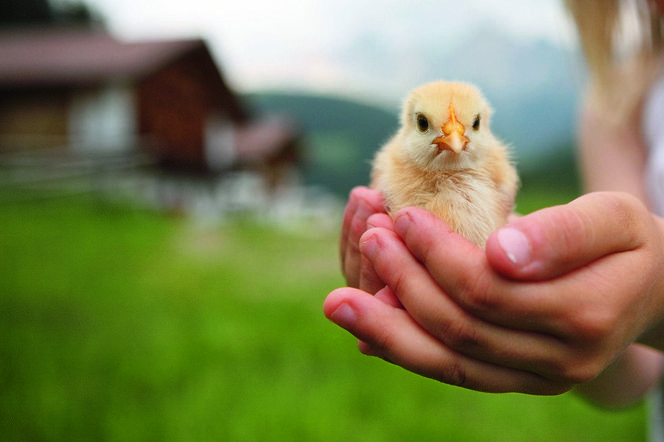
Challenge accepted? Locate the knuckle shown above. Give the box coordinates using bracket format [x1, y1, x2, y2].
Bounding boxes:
[543, 348, 606, 385]
[454, 273, 497, 313]
[349, 213, 368, 244]
[561, 357, 604, 384]
[432, 357, 468, 388]
[568, 306, 616, 342]
[585, 192, 648, 247]
[364, 323, 397, 355]
[416, 235, 439, 268]
[538, 356, 568, 380]
[349, 186, 365, 200]
[389, 269, 410, 299]
[434, 316, 482, 351]
[600, 192, 640, 227]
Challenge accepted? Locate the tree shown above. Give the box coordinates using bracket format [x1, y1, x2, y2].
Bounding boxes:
[0, 0, 53, 27]
[51, 0, 101, 26]
[0, 0, 102, 28]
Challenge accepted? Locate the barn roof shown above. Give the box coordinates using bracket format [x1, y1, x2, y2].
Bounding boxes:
[0, 27, 205, 87]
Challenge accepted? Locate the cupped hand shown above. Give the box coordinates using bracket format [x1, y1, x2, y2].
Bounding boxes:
[325, 192, 664, 394]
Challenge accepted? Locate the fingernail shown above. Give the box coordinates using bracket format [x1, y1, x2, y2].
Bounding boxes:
[360, 234, 379, 260]
[394, 212, 411, 235]
[497, 227, 531, 266]
[330, 303, 357, 328]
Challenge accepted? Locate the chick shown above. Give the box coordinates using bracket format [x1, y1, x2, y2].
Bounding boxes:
[371, 81, 518, 247]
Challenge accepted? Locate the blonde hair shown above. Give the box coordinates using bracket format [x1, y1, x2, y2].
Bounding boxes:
[564, 0, 664, 121]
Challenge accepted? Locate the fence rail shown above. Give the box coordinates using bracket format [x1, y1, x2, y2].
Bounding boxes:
[0, 144, 155, 202]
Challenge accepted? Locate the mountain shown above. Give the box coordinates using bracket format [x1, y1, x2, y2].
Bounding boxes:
[332, 26, 584, 163]
[396, 28, 583, 166]
[436, 31, 583, 166]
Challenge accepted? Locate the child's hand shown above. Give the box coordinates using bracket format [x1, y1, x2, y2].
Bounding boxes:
[326, 192, 664, 395]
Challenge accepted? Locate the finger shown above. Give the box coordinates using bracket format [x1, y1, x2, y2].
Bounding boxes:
[507, 213, 521, 223]
[392, 206, 617, 331]
[359, 252, 384, 295]
[359, 215, 394, 294]
[391, 204, 656, 358]
[340, 187, 385, 287]
[367, 213, 393, 230]
[361, 225, 574, 379]
[340, 187, 383, 260]
[391, 208, 530, 321]
[323, 288, 571, 395]
[486, 192, 648, 281]
[339, 190, 358, 265]
[374, 285, 403, 309]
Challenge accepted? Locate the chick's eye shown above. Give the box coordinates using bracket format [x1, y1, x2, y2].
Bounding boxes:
[472, 114, 481, 131]
[416, 114, 429, 133]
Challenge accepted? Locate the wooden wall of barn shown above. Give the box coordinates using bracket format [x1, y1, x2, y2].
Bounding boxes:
[136, 45, 248, 172]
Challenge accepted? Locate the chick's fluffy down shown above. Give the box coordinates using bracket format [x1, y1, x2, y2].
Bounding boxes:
[371, 81, 518, 247]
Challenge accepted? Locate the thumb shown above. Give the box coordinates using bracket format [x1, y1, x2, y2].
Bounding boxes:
[486, 192, 648, 280]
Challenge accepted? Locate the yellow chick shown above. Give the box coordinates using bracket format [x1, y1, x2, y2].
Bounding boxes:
[371, 81, 518, 247]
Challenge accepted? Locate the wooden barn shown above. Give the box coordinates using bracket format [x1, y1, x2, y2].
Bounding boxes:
[0, 28, 302, 189]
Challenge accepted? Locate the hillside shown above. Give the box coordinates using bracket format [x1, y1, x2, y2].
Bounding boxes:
[247, 92, 398, 197]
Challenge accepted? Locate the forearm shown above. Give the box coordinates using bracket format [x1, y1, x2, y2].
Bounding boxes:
[578, 103, 648, 201]
[637, 212, 664, 354]
[574, 344, 664, 408]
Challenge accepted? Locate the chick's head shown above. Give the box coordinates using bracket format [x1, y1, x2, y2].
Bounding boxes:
[398, 81, 493, 170]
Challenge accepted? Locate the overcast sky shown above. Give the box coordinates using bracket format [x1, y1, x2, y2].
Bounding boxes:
[83, 0, 575, 102]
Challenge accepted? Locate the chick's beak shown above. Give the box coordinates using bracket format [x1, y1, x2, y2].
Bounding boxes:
[432, 104, 469, 154]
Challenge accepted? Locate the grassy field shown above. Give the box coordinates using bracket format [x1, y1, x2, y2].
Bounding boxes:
[0, 187, 648, 441]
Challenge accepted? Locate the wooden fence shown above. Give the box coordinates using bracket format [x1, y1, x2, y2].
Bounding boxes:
[0, 140, 154, 202]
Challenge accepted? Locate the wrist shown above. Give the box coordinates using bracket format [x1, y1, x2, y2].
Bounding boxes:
[574, 344, 664, 409]
[637, 214, 664, 351]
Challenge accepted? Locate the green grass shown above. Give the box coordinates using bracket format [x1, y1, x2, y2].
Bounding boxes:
[0, 191, 648, 441]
